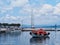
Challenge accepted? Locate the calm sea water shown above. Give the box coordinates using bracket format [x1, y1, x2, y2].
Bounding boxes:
[0, 31, 60, 45]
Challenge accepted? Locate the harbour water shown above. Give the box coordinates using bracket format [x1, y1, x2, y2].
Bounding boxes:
[0, 31, 60, 45]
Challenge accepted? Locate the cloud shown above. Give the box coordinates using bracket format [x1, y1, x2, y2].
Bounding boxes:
[0, 15, 16, 21]
[36, 4, 53, 16]
[0, 0, 60, 25]
[19, 3, 60, 25]
[0, 15, 21, 23]
[53, 3, 60, 14]
[0, 14, 31, 24]
[0, 0, 28, 13]
[9, 0, 28, 7]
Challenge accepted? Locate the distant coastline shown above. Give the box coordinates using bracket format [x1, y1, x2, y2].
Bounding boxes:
[21, 25, 60, 28]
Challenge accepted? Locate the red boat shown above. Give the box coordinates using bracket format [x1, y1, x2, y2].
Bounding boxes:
[30, 29, 50, 38]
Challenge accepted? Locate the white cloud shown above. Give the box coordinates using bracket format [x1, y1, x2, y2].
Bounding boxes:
[1, 15, 16, 20]
[41, 4, 53, 12]
[53, 3, 60, 14]
[10, 0, 28, 7]
[0, 0, 28, 13]
[0, 15, 21, 23]
[0, 0, 60, 25]
[0, 14, 31, 24]
[19, 3, 60, 25]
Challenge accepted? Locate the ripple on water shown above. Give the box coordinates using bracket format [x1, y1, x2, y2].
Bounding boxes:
[0, 31, 60, 45]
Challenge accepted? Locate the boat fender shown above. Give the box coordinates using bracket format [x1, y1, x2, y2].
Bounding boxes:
[48, 32, 50, 35]
[30, 32, 32, 35]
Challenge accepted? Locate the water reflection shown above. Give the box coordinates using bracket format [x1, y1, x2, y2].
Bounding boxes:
[0, 32, 21, 45]
[8, 32, 21, 37]
[30, 37, 50, 45]
[0, 31, 21, 37]
[0, 31, 59, 45]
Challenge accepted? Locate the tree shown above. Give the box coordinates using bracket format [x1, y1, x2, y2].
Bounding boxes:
[2, 23, 8, 28]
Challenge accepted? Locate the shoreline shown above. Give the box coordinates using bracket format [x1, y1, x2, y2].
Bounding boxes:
[22, 30, 60, 31]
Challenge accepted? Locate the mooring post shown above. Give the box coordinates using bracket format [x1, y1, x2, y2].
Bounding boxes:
[55, 24, 57, 31]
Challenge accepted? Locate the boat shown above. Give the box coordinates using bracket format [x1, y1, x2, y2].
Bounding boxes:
[30, 29, 50, 38]
[0, 28, 8, 34]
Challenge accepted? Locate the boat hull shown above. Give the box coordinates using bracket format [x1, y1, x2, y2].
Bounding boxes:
[30, 32, 49, 38]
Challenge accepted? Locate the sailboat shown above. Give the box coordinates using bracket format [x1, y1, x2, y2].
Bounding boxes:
[30, 29, 50, 38]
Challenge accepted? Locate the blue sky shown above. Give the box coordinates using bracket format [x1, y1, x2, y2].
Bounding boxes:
[0, 0, 60, 25]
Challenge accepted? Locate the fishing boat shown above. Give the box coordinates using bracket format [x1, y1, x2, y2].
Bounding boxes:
[30, 29, 50, 38]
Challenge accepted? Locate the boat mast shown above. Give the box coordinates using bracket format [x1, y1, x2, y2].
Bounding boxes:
[31, 7, 34, 28]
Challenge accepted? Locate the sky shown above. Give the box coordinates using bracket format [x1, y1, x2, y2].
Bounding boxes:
[0, 0, 60, 25]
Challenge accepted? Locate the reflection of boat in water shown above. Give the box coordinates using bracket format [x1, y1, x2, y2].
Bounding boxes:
[30, 37, 50, 45]
[30, 29, 50, 38]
